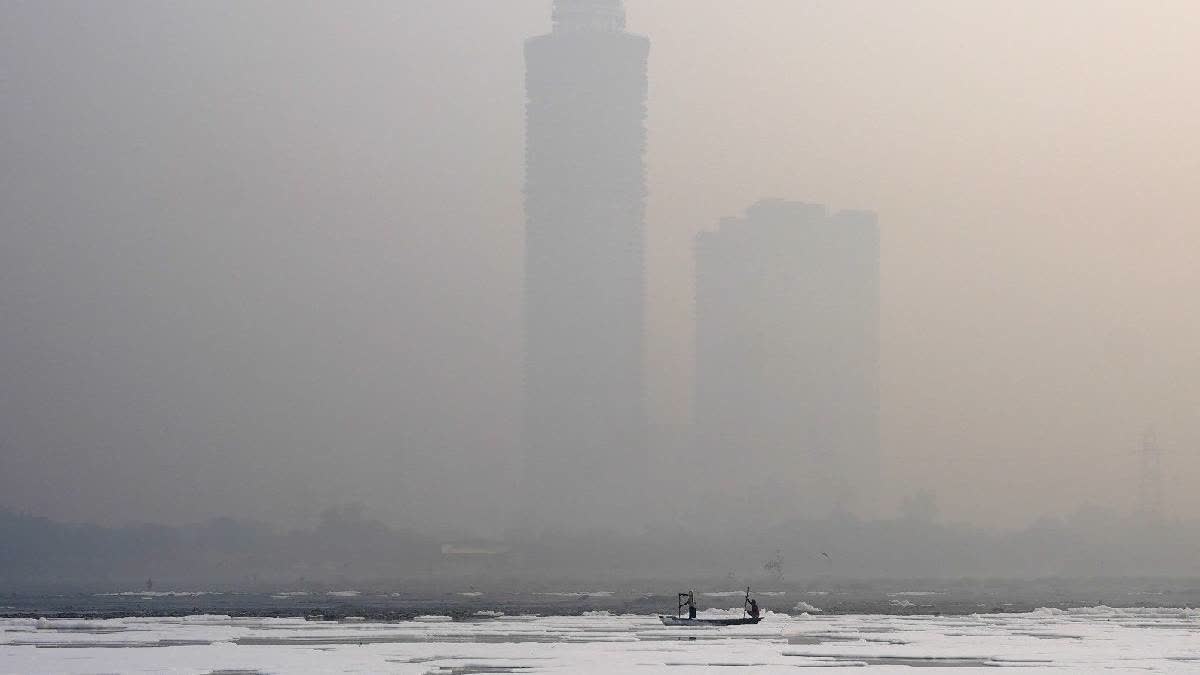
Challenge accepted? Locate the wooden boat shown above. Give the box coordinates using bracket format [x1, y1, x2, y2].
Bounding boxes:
[658, 615, 762, 626]
[662, 587, 763, 627]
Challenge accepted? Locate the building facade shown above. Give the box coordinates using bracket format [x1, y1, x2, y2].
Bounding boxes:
[522, 0, 649, 529]
[694, 200, 880, 526]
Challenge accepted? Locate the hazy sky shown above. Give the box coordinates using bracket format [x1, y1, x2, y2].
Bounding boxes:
[2, 1, 1198, 532]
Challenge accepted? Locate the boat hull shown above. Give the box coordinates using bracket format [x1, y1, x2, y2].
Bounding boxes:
[658, 615, 762, 626]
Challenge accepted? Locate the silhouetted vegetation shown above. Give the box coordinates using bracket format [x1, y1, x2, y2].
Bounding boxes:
[4, 506, 1199, 589]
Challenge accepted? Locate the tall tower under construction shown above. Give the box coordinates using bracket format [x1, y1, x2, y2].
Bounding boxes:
[522, 0, 649, 528]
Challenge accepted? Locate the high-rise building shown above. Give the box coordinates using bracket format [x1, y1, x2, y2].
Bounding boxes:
[693, 200, 880, 525]
[522, 0, 649, 529]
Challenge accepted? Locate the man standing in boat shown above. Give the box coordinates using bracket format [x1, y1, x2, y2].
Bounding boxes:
[678, 590, 697, 619]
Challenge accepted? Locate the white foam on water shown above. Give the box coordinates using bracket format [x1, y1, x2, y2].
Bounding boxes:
[179, 614, 234, 624]
[412, 615, 454, 623]
[5, 608, 1200, 673]
[35, 618, 123, 631]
